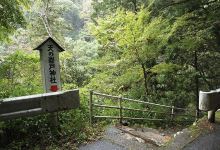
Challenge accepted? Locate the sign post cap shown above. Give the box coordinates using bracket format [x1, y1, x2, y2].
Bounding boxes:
[33, 37, 65, 52]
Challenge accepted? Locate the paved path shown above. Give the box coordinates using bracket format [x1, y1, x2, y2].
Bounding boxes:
[79, 126, 157, 150]
[183, 123, 220, 150]
[80, 122, 220, 150]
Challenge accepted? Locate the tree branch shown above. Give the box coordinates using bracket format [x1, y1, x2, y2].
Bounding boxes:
[161, 0, 191, 10]
[161, 0, 218, 11]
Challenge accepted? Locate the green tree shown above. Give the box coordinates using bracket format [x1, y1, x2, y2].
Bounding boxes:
[61, 38, 99, 88]
[89, 0, 220, 109]
[0, 0, 29, 42]
[152, 0, 220, 112]
[89, 8, 176, 98]
[0, 51, 42, 98]
[92, 0, 149, 17]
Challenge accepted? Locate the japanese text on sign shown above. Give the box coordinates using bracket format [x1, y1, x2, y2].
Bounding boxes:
[48, 44, 58, 92]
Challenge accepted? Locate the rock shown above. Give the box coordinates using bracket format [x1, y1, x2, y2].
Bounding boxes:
[117, 126, 170, 146]
[121, 120, 129, 126]
[193, 122, 197, 126]
[135, 137, 145, 143]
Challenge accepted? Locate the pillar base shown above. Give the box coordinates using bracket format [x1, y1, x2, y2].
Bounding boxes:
[208, 110, 216, 123]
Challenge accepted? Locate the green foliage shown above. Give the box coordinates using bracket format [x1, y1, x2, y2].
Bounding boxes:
[0, 88, 104, 149]
[26, 0, 74, 44]
[61, 38, 99, 87]
[88, 8, 175, 100]
[151, 63, 180, 74]
[1, 0, 220, 149]
[0, 51, 42, 98]
[92, 0, 149, 17]
[0, 48, 101, 150]
[0, 0, 28, 42]
[88, 0, 220, 109]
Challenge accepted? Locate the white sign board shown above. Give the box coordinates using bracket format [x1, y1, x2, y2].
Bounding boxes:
[34, 37, 64, 93]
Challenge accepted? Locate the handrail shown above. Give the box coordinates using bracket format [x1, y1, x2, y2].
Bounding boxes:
[89, 90, 193, 125]
[92, 91, 187, 111]
[93, 104, 120, 109]
[93, 103, 167, 114]
[94, 116, 165, 121]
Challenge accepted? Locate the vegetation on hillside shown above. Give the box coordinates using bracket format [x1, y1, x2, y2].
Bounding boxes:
[0, 0, 220, 149]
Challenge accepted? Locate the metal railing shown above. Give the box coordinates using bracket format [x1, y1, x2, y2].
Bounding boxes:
[89, 90, 194, 125]
[0, 90, 80, 120]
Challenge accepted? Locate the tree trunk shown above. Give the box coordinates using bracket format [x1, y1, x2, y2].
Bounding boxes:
[194, 50, 200, 119]
[141, 63, 148, 95]
[132, 0, 138, 13]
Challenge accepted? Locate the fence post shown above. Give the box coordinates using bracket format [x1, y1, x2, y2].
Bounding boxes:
[171, 106, 174, 122]
[89, 90, 93, 125]
[119, 97, 123, 124]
